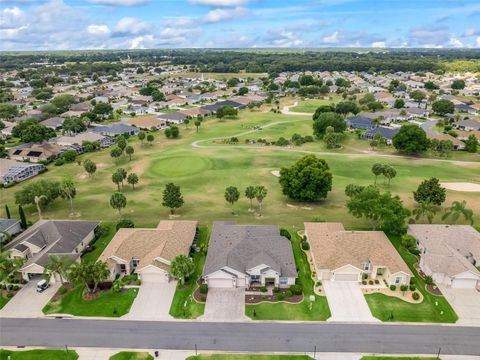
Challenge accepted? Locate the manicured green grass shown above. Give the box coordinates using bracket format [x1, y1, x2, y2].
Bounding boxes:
[1, 106, 479, 230]
[42, 286, 138, 317]
[186, 355, 313, 360]
[365, 235, 457, 323]
[0, 349, 78, 360]
[245, 231, 331, 321]
[361, 357, 439, 360]
[81, 222, 116, 263]
[0, 294, 11, 310]
[169, 226, 209, 319]
[290, 95, 342, 113]
[109, 352, 153, 360]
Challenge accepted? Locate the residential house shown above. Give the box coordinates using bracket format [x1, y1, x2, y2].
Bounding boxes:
[305, 222, 412, 285]
[158, 111, 188, 125]
[99, 220, 197, 283]
[9, 142, 63, 163]
[127, 116, 166, 130]
[362, 126, 400, 145]
[40, 117, 65, 130]
[346, 116, 375, 130]
[90, 123, 139, 137]
[5, 220, 98, 283]
[203, 222, 297, 288]
[0, 219, 22, 237]
[408, 224, 480, 289]
[426, 132, 466, 150]
[53, 131, 114, 148]
[0, 158, 45, 184]
[453, 119, 480, 132]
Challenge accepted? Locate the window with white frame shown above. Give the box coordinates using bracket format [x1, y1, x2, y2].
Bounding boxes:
[132, 259, 140, 267]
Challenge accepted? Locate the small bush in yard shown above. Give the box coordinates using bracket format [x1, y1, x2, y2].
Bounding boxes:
[390, 285, 396, 291]
[412, 292, 420, 300]
[135, 279, 141, 286]
[260, 286, 268, 292]
[290, 284, 302, 295]
[400, 285, 408, 292]
[272, 287, 280, 293]
[7, 292, 14, 298]
[301, 241, 310, 250]
[277, 293, 286, 301]
[362, 280, 367, 285]
[374, 279, 379, 284]
[199, 284, 208, 294]
[200, 295, 207, 302]
[280, 228, 291, 240]
[58, 287, 68, 295]
[425, 276, 433, 285]
[316, 281, 322, 286]
[285, 290, 293, 298]
[362, 273, 368, 280]
[368, 280, 373, 285]
[409, 284, 416, 291]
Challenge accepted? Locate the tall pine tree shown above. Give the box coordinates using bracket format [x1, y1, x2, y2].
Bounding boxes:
[5, 204, 11, 219]
[18, 205, 27, 229]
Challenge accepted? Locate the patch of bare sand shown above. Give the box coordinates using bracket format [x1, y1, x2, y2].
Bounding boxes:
[441, 182, 480, 192]
[270, 170, 280, 177]
[131, 159, 148, 177]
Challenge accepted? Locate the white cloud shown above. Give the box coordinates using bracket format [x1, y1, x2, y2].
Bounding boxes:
[84, 0, 149, 6]
[114, 17, 150, 35]
[129, 34, 154, 49]
[463, 28, 479, 37]
[448, 37, 463, 48]
[371, 41, 386, 48]
[322, 31, 339, 44]
[190, 0, 248, 6]
[87, 24, 110, 36]
[476, 37, 480, 47]
[271, 31, 302, 47]
[203, 6, 248, 23]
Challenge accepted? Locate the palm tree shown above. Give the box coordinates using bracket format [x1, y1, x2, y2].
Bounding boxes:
[60, 179, 76, 215]
[170, 255, 194, 286]
[34, 195, 47, 219]
[442, 200, 474, 225]
[245, 186, 256, 212]
[412, 201, 437, 224]
[255, 186, 268, 216]
[43, 255, 72, 285]
[69, 261, 110, 294]
[224, 186, 240, 214]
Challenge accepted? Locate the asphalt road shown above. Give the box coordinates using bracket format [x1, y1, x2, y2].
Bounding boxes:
[1, 318, 479, 355]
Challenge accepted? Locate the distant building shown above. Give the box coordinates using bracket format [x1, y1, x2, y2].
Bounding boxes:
[0, 158, 45, 184]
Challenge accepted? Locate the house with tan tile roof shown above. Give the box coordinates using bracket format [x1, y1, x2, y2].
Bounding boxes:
[305, 222, 412, 285]
[408, 224, 480, 289]
[127, 116, 166, 130]
[99, 220, 197, 283]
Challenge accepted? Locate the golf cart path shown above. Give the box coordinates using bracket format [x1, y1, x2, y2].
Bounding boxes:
[191, 116, 480, 165]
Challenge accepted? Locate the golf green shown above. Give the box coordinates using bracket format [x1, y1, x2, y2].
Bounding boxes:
[149, 156, 212, 177]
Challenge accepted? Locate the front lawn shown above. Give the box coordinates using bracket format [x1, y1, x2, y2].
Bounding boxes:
[245, 231, 331, 321]
[109, 352, 153, 360]
[0, 349, 78, 360]
[365, 235, 457, 323]
[0, 293, 11, 310]
[169, 226, 209, 319]
[43, 286, 138, 317]
[81, 222, 116, 263]
[186, 355, 313, 360]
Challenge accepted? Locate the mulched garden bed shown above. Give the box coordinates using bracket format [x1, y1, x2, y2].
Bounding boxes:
[426, 284, 443, 295]
[193, 287, 207, 303]
[245, 292, 303, 304]
[51, 283, 73, 301]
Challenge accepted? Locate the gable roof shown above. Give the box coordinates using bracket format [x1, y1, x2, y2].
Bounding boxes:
[5, 220, 98, 270]
[305, 222, 412, 275]
[364, 126, 400, 139]
[203, 221, 297, 278]
[99, 220, 197, 271]
[408, 224, 480, 277]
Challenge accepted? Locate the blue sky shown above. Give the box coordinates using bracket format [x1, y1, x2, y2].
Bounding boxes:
[1, 0, 480, 50]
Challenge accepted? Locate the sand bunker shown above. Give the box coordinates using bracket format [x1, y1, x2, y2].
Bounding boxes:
[441, 182, 480, 192]
[270, 170, 280, 177]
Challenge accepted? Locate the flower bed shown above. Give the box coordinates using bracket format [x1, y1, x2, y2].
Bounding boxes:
[426, 284, 443, 295]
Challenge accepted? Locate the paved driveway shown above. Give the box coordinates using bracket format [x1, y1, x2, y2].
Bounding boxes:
[440, 286, 480, 325]
[202, 288, 247, 322]
[323, 281, 377, 322]
[122, 282, 176, 321]
[0, 281, 60, 318]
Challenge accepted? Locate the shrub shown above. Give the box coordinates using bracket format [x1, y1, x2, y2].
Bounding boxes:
[272, 287, 280, 293]
[54, 158, 65, 166]
[368, 280, 374, 285]
[410, 277, 415, 285]
[12, 285, 19, 291]
[285, 290, 293, 298]
[412, 292, 420, 300]
[400, 285, 408, 292]
[277, 293, 286, 301]
[199, 284, 208, 294]
[301, 241, 310, 250]
[362, 280, 367, 285]
[316, 281, 322, 287]
[260, 286, 268, 292]
[374, 279, 379, 284]
[135, 279, 141, 286]
[362, 273, 368, 280]
[290, 284, 302, 295]
[409, 284, 416, 291]
[409, 247, 421, 256]
[425, 276, 433, 285]
[116, 219, 135, 230]
[7, 292, 14, 298]
[279, 228, 291, 240]
[200, 294, 206, 302]
[390, 285, 397, 291]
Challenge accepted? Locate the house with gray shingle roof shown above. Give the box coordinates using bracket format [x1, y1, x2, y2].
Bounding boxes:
[202, 222, 297, 288]
[408, 224, 480, 289]
[5, 220, 98, 283]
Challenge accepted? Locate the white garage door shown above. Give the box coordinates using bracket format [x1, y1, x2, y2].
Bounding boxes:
[334, 273, 359, 282]
[208, 278, 234, 288]
[141, 271, 169, 284]
[452, 278, 478, 289]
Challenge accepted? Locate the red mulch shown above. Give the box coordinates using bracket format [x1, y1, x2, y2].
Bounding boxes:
[52, 283, 73, 301]
[426, 284, 443, 295]
[245, 293, 303, 304]
[193, 288, 207, 303]
[82, 293, 99, 301]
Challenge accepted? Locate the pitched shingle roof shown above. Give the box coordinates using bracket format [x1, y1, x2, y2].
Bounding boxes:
[203, 221, 297, 277]
[305, 222, 412, 275]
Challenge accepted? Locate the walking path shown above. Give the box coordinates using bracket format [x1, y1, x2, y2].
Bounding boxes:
[281, 101, 314, 116]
